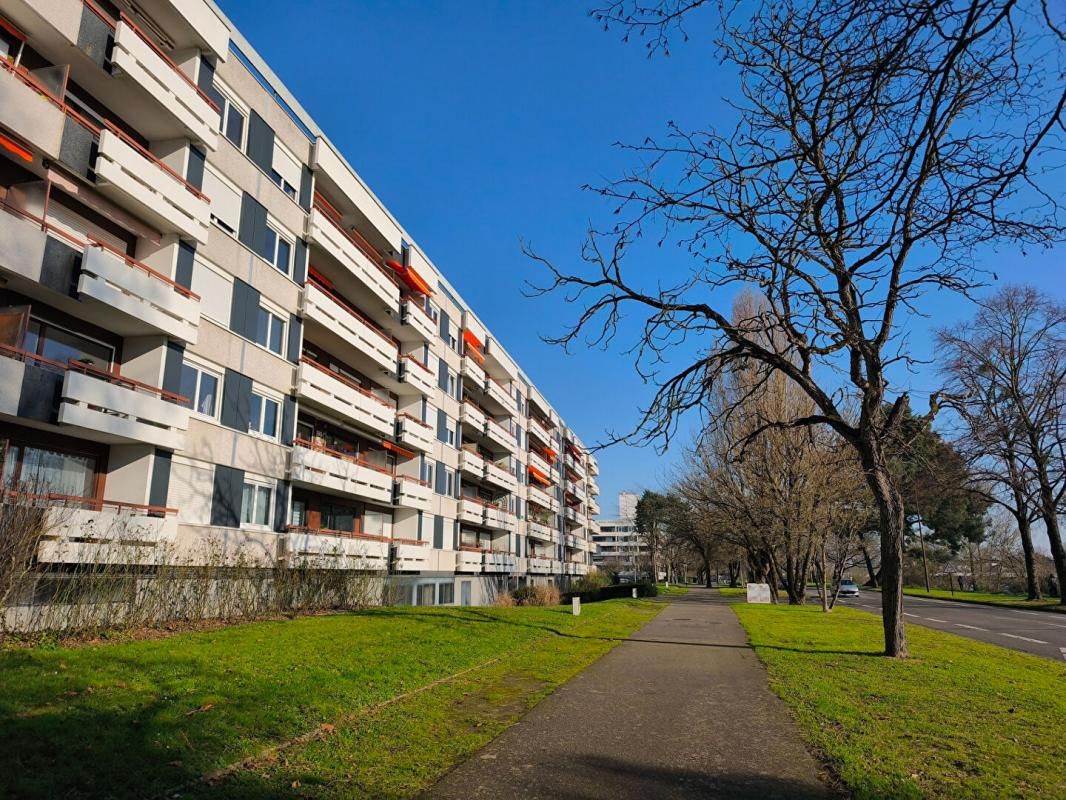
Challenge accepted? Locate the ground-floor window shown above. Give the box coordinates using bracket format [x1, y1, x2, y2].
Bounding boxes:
[438, 582, 455, 605]
[1, 441, 97, 498]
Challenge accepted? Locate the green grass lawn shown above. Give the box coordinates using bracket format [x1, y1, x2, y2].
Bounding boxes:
[655, 583, 691, 596]
[0, 599, 660, 799]
[902, 587, 1065, 613]
[733, 603, 1066, 799]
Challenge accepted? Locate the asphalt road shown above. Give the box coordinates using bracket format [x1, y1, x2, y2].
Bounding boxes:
[840, 590, 1066, 662]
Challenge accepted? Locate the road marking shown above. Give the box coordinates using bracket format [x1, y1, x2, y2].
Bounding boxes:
[999, 633, 1048, 645]
[923, 618, 949, 623]
[955, 624, 989, 632]
[904, 612, 919, 618]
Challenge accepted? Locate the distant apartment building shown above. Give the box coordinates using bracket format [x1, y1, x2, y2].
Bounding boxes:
[592, 491, 647, 568]
[0, 0, 599, 606]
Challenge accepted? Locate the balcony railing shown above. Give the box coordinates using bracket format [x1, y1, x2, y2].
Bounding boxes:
[400, 299, 436, 342]
[303, 279, 398, 372]
[393, 475, 433, 512]
[296, 357, 396, 438]
[398, 354, 435, 397]
[111, 15, 219, 148]
[283, 526, 390, 571]
[396, 413, 433, 453]
[0, 59, 65, 160]
[307, 205, 399, 310]
[290, 438, 394, 505]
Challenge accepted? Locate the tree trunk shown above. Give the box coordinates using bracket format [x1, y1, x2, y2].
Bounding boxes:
[861, 538, 879, 588]
[862, 447, 908, 658]
[1036, 479, 1066, 605]
[1005, 445, 1040, 600]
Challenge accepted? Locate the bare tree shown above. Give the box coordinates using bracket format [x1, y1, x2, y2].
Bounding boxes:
[530, 0, 1066, 655]
[938, 286, 1066, 603]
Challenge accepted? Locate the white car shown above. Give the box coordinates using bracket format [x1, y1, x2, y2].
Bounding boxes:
[837, 578, 860, 598]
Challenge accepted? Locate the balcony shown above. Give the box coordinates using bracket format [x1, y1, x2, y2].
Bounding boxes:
[56, 364, 189, 450]
[588, 520, 601, 534]
[588, 457, 600, 476]
[283, 528, 390, 571]
[486, 378, 517, 416]
[527, 557, 553, 575]
[483, 505, 516, 532]
[461, 355, 486, 387]
[527, 450, 553, 478]
[564, 454, 586, 479]
[397, 414, 433, 452]
[483, 459, 517, 492]
[483, 551, 517, 573]
[93, 126, 210, 244]
[306, 207, 399, 311]
[526, 483, 558, 513]
[78, 241, 201, 344]
[460, 401, 487, 431]
[289, 441, 394, 505]
[588, 478, 601, 496]
[32, 499, 178, 566]
[398, 355, 435, 397]
[564, 506, 578, 524]
[565, 562, 590, 577]
[0, 62, 65, 159]
[589, 499, 601, 516]
[566, 480, 587, 502]
[455, 548, 483, 573]
[110, 17, 219, 149]
[400, 299, 436, 342]
[392, 540, 431, 572]
[458, 499, 485, 526]
[297, 358, 396, 439]
[457, 449, 484, 479]
[483, 418, 517, 454]
[303, 282, 397, 373]
[394, 475, 433, 513]
[526, 520, 555, 542]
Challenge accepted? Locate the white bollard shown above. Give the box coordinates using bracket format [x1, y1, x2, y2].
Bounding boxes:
[572, 596, 581, 616]
[632, 587, 638, 599]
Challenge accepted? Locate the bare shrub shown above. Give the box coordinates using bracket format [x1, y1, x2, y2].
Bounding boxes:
[493, 592, 516, 608]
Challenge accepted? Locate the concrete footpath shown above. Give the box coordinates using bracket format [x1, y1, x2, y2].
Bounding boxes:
[422, 589, 834, 800]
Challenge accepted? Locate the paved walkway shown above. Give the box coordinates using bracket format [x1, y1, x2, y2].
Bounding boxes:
[422, 589, 834, 799]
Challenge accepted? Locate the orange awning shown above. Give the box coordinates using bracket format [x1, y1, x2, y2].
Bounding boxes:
[0, 134, 32, 163]
[381, 440, 415, 459]
[388, 260, 434, 296]
[463, 329, 483, 351]
[543, 447, 557, 462]
[527, 465, 551, 487]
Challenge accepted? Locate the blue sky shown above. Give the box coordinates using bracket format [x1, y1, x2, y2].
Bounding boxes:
[219, 0, 1063, 519]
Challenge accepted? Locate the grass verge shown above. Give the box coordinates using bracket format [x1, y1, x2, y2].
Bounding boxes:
[0, 599, 659, 799]
[732, 602, 1066, 799]
[901, 587, 1065, 613]
[655, 583, 691, 596]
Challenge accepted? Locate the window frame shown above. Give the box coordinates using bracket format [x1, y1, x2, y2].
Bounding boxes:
[264, 220, 294, 276]
[216, 82, 248, 150]
[254, 302, 287, 357]
[248, 387, 282, 440]
[179, 358, 222, 421]
[240, 478, 274, 530]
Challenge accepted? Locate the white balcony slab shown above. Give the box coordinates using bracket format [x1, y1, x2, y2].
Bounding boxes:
[455, 549, 483, 573]
[111, 21, 219, 150]
[398, 356, 435, 396]
[526, 520, 555, 542]
[397, 415, 434, 452]
[527, 450, 553, 479]
[37, 506, 177, 566]
[394, 476, 433, 513]
[303, 282, 397, 373]
[290, 444, 393, 505]
[457, 449, 484, 479]
[58, 369, 188, 450]
[527, 557, 553, 575]
[155, 0, 230, 60]
[458, 500, 485, 526]
[483, 460, 517, 492]
[483, 505, 516, 532]
[393, 541, 432, 571]
[483, 552, 516, 573]
[79, 245, 200, 343]
[460, 402, 486, 430]
[486, 379, 517, 416]
[461, 355, 486, 387]
[484, 419, 517, 454]
[284, 530, 389, 571]
[0, 207, 48, 284]
[306, 207, 399, 310]
[94, 129, 210, 244]
[0, 66, 64, 159]
[526, 484, 558, 513]
[401, 300, 436, 342]
[296, 361, 395, 438]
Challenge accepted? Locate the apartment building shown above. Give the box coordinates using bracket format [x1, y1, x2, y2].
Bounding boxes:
[591, 491, 648, 570]
[0, 0, 599, 606]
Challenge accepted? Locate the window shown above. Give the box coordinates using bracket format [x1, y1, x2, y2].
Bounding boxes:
[240, 481, 273, 528]
[364, 509, 388, 537]
[270, 169, 297, 200]
[248, 391, 280, 439]
[218, 88, 247, 148]
[1, 443, 96, 497]
[447, 373, 457, 399]
[263, 222, 293, 275]
[179, 361, 220, 418]
[438, 583, 454, 605]
[255, 306, 285, 355]
[417, 583, 435, 606]
[23, 317, 113, 371]
[444, 468, 454, 497]
[423, 461, 434, 486]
